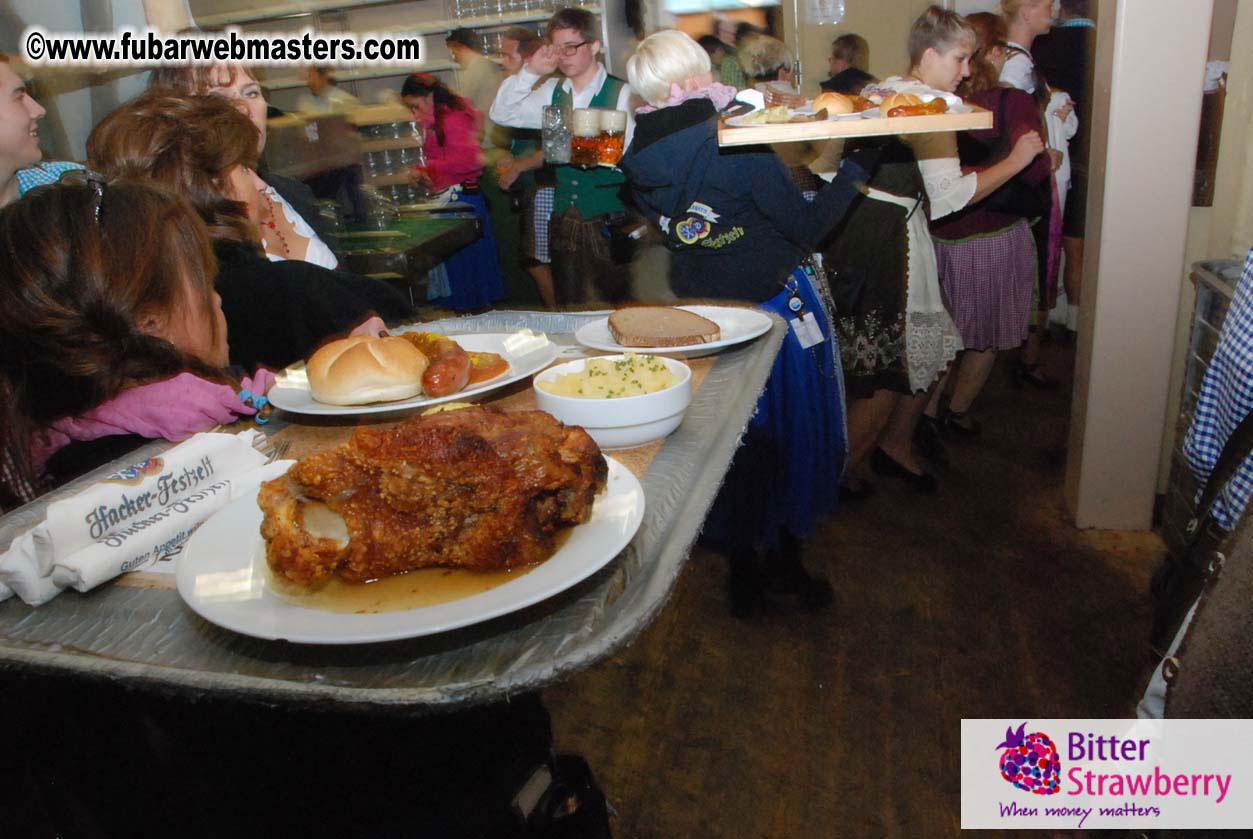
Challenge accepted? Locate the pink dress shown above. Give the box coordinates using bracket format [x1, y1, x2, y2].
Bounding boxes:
[417, 104, 485, 191]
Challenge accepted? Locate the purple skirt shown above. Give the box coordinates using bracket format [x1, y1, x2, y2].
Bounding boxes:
[934, 220, 1036, 351]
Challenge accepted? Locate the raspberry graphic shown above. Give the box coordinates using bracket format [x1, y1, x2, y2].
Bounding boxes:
[995, 722, 1061, 795]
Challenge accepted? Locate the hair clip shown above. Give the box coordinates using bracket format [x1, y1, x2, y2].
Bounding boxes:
[238, 389, 273, 425]
[57, 168, 108, 225]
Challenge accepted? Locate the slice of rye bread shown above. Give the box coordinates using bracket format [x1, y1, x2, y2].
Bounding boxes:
[608, 307, 721, 347]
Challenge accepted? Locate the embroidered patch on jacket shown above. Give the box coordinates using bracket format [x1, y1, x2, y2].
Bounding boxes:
[676, 217, 711, 244]
[699, 226, 745, 249]
[686, 201, 721, 223]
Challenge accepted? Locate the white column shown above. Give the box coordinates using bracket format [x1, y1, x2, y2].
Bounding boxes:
[1065, 0, 1214, 528]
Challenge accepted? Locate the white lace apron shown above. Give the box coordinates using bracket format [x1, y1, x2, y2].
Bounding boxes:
[864, 186, 962, 392]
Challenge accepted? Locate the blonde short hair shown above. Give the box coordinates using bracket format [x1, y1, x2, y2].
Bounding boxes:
[627, 30, 711, 108]
[908, 5, 976, 67]
[1001, 0, 1051, 21]
[737, 34, 793, 83]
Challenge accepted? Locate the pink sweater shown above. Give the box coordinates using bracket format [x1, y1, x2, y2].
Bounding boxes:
[418, 105, 485, 191]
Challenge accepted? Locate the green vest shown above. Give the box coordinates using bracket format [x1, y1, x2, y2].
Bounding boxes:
[550, 74, 627, 218]
[508, 127, 542, 190]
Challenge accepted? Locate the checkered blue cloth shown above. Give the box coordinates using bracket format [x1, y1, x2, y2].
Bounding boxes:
[527, 186, 553, 264]
[1183, 247, 1253, 530]
[16, 161, 85, 196]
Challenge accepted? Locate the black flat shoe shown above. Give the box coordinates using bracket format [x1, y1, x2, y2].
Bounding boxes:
[1019, 363, 1057, 389]
[871, 447, 938, 491]
[941, 409, 981, 439]
[914, 414, 947, 461]
[728, 569, 765, 619]
[762, 567, 835, 611]
[838, 475, 874, 501]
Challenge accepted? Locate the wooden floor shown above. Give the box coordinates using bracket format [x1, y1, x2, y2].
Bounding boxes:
[544, 338, 1165, 838]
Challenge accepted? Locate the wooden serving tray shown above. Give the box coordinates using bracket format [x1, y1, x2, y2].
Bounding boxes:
[717, 104, 992, 147]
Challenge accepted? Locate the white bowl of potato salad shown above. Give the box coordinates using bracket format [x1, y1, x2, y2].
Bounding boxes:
[533, 353, 692, 450]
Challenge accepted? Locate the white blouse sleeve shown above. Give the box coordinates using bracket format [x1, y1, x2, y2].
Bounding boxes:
[1000, 53, 1035, 94]
[489, 69, 555, 130]
[909, 132, 976, 220]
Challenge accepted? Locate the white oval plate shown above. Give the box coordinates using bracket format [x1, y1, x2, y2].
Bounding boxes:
[267, 330, 559, 416]
[793, 106, 870, 121]
[176, 456, 644, 644]
[575, 305, 773, 357]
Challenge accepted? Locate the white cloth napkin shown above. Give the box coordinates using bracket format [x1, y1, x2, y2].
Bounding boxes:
[0, 431, 292, 605]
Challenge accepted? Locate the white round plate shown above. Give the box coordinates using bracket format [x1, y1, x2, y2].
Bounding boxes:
[176, 457, 644, 644]
[724, 109, 790, 127]
[793, 106, 869, 121]
[267, 330, 559, 416]
[575, 305, 773, 357]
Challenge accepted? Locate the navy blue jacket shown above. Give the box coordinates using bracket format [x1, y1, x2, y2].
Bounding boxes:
[619, 98, 866, 303]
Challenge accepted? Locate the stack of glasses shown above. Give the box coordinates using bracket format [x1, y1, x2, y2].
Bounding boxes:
[359, 118, 428, 205]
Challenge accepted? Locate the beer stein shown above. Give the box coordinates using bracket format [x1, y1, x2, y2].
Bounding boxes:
[570, 108, 601, 166]
[542, 105, 572, 164]
[599, 109, 627, 165]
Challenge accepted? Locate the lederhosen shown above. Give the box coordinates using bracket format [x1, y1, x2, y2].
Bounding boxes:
[546, 74, 632, 304]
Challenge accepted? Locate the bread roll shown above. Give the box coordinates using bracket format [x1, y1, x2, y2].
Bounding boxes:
[880, 92, 923, 113]
[307, 336, 430, 405]
[812, 91, 854, 115]
[608, 307, 721, 347]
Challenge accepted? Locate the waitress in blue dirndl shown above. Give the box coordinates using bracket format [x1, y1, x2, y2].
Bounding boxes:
[618, 29, 875, 615]
[402, 72, 505, 311]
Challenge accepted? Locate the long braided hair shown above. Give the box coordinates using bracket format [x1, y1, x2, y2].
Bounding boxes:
[0, 181, 228, 495]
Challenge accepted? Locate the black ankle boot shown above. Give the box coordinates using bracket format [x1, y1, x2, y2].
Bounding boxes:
[727, 549, 766, 619]
[762, 533, 834, 611]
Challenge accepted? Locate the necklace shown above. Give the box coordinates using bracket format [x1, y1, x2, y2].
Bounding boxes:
[260, 189, 292, 258]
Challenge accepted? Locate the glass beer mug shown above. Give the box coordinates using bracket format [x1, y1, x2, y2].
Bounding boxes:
[570, 108, 601, 166]
[542, 105, 572, 164]
[599, 109, 627, 165]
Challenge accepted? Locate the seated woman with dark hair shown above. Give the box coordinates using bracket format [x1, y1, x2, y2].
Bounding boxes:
[87, 92, 412, 372]
[0, 180, 270, 507]
[148, 61, 336, 267]
[400, 72, 504, 311]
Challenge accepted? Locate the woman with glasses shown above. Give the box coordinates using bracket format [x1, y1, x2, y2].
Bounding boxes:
[0, 180, 271, 507]
[87, 92, 411, 373]
[490, 8, 638, 305]
[149, 61, 337, 269]
[400, 72, 504, 312]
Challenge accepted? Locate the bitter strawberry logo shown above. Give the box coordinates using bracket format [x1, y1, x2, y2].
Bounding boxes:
[996, 722, 1061, 795]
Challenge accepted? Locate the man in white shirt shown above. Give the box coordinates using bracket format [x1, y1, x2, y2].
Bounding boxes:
[0, 55, 46, 209]
[296, 67, 361, 115]
[446, 28, 503, 148]
[489, 9, 636, 304]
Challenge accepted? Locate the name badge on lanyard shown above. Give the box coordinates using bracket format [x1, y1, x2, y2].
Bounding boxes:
[786, 284, 826, 349]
